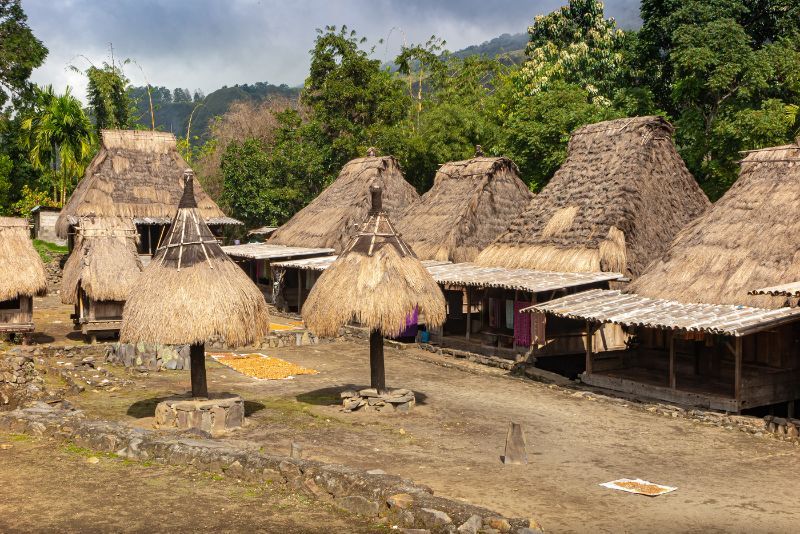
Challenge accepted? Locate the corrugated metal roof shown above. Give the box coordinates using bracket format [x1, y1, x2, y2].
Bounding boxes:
[272, 258, 623, 294]
[66, 215, 243, 226]
[749, 282, 800, 298]
[222, 243, 334, 260]
[525, 289, 800, 337]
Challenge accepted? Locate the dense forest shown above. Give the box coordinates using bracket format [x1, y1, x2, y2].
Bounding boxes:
[1, 0, 799, 230]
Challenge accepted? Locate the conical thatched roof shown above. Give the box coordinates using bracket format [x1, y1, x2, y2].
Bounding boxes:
[477, 116, 710, 278]
[120, 172, 269, 347]
[268, 149, 420, 252]
[394, 155, 533, 263]
[0, 217, 47, 301]
[630, 140, 800, 309]
[56, 130, 237, 238]
[302, 185, 446, 338]
[61, 216, 142, 305]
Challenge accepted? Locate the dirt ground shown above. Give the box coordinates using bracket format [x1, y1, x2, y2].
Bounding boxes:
[0, 432, 385, 533]
[19, 296, 800, 533]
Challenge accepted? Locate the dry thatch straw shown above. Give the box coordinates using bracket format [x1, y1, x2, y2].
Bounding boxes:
[630, 139, 800, 309]
[56, 130, 236, 238]
[61, 216, 142, 305]
[0, 217, 47, 301]
[302, 185, 446, 338]
[394, 154, 533, 263]
[120, 172, 269, 347]
[477, 116, 710, 278]
[268, 149, 419, 252]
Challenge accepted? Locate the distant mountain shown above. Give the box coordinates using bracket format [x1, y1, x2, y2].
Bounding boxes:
[130, 82, 300, 142]
[451, 32, 528, 64]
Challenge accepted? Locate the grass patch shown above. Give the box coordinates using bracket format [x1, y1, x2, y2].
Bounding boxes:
[63, 442, 118, 459]
[33, 239, 68, 263]
[7, 433, 34, 442]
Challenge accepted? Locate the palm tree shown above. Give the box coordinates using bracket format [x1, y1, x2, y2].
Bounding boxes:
[21, 85, 95, 205]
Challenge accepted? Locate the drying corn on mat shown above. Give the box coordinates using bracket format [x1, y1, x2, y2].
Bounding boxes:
[211, 353, 318, 380]
[268, 322, 303, 331]
[600, 478, 676, 496]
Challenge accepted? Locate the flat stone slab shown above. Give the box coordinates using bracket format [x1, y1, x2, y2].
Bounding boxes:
[341, 388, 416, 414]
[154, 395, 244, 435]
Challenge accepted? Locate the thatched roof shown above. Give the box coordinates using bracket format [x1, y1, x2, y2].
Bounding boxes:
[61, 217, 142, 305]
[394, 155, 533, 263]
[120, 172, 269, 347]
[56, 130, 238, 238]
[302, 184, 446, 338]
[630, 140, 800, 309]
[0, 218, 47, 301]
[268, 149, 419, 252]
[477, 116, 710, 278]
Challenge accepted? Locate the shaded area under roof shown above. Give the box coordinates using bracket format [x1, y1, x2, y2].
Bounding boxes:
[222, 243, 335, 261]
[525, 289, 800, 337]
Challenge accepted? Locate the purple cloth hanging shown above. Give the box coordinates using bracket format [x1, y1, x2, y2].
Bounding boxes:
[398, 306, 419, 338]
[514, 301, 532, 347]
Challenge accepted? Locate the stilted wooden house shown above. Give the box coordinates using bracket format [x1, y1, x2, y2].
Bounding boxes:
[0, 218, 47, 338]
[529, 139, 800, 411]
[268, 148, 419, 253]
[395, 151, 533, 263]
[61, 216, 142, 340]
[56, 130, 240, 255]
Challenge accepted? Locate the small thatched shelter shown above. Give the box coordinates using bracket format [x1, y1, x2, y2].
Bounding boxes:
[56, 130, 240, 253]
[61, 216, 142, 339]
[477, 116, 710, 278]
[395, 152, 533, 263]
[302, 184, 446, 392]
[121, 171, 269, 397]
[0, 217, 47, 336]
[268, 148, 419, 253]
[630, 140, 800, 308]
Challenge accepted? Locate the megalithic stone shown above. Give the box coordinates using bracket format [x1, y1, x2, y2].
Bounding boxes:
[503, 422, 528, 465]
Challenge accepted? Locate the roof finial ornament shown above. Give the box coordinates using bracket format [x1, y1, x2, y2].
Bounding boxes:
[475, 145, 484, 157]
[369, 183, 383, 214]
[367, 147, 377, 157]
[179, 168, 197, 209]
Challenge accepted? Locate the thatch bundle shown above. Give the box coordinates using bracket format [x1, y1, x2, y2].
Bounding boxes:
[0, 217, 47, 301]
[302, 185, 446, 338]
[477, 116, 710, 277]
[56, 130, 234, 238]
[630, 140, 800, 308]
[120, 172, 269, 347]
[268, 149, 419, 252]
[61, 217, 142, 304]
[395, 154, 533, 263]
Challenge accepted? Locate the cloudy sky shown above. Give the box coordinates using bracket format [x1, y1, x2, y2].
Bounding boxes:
[25, 0, 641, 99]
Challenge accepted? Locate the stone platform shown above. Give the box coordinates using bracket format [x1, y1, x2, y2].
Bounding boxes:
[154, 395, 244, 435]
[341, 388, 415, 413]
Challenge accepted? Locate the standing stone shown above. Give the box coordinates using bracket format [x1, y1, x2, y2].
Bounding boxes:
[503, 422, 528, 465]
[291, 442, 303, 459]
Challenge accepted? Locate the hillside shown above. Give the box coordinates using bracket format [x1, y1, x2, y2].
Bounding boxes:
[451, 32, 527, 64]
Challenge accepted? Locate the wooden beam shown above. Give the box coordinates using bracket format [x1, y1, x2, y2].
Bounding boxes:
[585, 321, 594, 374]
[513, 290, 519, 351]
[669, 330, 676, 389]
[465, 287, 471, 342]
[297, 270, 303, 312]
[735, 336, 743, 406]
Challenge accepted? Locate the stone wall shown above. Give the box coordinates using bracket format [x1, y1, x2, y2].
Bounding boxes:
[105, 343, 191, 371]
[0, 353, 43, 408]
[0, 403, 541, 534]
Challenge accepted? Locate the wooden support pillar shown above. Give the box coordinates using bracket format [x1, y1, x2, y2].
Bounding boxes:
[513, 290, 519, 351]
[190, 343, 208, 398]
[465, 287, 471, 342]
[669, 330, 676, 389]
[369, 329, 387, 393]
[585, 321, 594, 375]
[734, 336, 742, 407]
[296, 270, 303, 313]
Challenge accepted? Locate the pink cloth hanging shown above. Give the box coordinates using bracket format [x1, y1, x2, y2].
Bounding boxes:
[514, 300, 532, 347]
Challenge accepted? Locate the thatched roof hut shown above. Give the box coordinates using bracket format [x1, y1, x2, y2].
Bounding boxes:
[477, 116, 710, 278]
[61, 217, 142, 305]
[0, 217, 47, 301]
[268, 149, 419, 253]
[302, 185, 446, 339]
[630, 139, 800, 309]
[120, 172, 269, 348]
[56, 130, 237, 239]
[394, 154, 533, 263]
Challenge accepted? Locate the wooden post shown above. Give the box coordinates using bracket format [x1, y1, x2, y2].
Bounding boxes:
[513, 290, 519, 351]
[296, 269, 303, 312]
[734, 336, 742, 407]
[370, 329, 386, 393]
[669, 330, 676, 389]
[190, 343, 208, 398]
[466, 287, 471, 342]
[585, 321, 594, 374]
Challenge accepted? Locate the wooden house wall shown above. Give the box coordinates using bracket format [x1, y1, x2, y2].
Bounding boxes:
[0, 296, 33, 327]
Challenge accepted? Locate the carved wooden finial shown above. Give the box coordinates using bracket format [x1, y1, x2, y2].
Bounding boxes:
[367, 147, 377, 157]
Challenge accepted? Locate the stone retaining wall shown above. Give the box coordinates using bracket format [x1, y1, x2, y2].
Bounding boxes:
[0, 403, 541, 534]
[105, 342, 191, 370]
[0, 353, 43, 407]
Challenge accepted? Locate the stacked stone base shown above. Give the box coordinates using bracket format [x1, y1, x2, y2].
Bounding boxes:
[341, 388, 415, 413]
[106, 342, 191, 371]
[154, 395, 244, 435]
[763, 415, 800, 438]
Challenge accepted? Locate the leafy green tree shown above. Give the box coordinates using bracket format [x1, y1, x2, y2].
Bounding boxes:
[12, 184, 57, 217]
[71, 60, 132, 132]
[0, 0, 47, 110]
[0, 153, 11, 212]
[21, 86, 95, 205]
